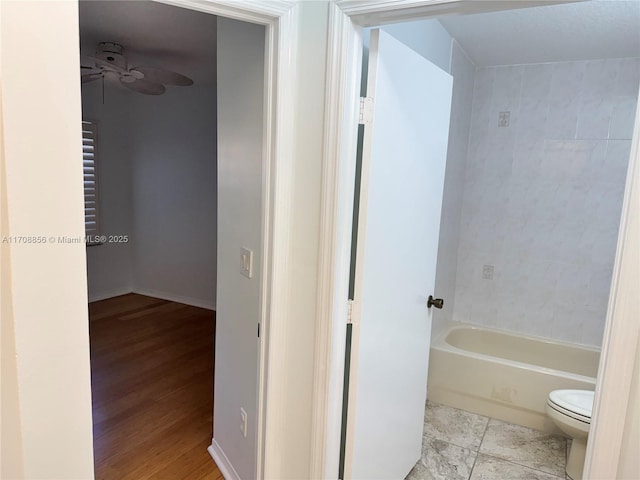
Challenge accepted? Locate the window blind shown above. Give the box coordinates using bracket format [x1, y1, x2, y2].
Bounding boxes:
[82, 121, 100, 240]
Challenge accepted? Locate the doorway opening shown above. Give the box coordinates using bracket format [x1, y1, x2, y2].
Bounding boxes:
[340, 2, 639, 479]
[79, 1, 267, 478]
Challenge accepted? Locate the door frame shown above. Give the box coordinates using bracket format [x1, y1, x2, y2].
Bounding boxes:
[311, 1, 640, 479]
[155, 1, 298, 479]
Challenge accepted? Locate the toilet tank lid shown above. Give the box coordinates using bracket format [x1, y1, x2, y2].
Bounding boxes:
[549, 389, 594, 418]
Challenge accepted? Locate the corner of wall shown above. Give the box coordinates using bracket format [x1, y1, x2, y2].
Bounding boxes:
[433, 34, 476, 332]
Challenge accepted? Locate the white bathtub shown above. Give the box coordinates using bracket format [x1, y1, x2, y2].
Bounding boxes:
[427, 323, 600, 433]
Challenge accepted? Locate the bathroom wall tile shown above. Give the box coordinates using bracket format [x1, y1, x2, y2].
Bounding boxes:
[550, 301, 588, 344]
[576, 59, 619, 139]
[472, 67, 495, 111]
[492, 65, 524, 105]
[516, 98, 548, 149]
[479, 419, 566, 477]
[517, 64, 553, 148]
[583, 59, 619, 100]
[423, 401, 489, 451]
[578, 223, 620, 276]
[435, 41, 477, 330]
[454, 58, 637, 346]
[572, 140, 608, 182]
[522, 64, 554, 100]
[576, 96, 613, 139]
[580, 307, 607, 347]
[614, 57, 640, 96]
[604, 139, 633, 185]
[586, 262, 614, 311]
[470, 455, 564, 480]
[546, 62, 584, 139]
[609, 96, 638, 139]
[594, 182, 628, 235]
[540, 140, 576, 180]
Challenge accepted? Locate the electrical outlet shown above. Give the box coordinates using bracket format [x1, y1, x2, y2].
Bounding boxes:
[240, 408, 247, 437]
[482, 265, 494, 280]
[498, 111, 510, 127]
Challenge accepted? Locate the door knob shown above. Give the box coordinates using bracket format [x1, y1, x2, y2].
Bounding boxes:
[427, 296, 444, 309]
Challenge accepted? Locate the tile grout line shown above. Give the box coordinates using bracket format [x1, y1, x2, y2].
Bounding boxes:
[467, 417, 491, 480]
[424, 432, 480, 454]
[475, 414, 567, 478]
[478, 452, 566, 479]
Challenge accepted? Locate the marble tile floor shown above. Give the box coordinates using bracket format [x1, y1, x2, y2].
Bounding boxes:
[406, 401, 572, 480]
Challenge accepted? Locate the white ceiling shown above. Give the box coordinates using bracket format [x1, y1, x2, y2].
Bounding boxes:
[439, 1, 640, 66]
[79, 1, 217, 87]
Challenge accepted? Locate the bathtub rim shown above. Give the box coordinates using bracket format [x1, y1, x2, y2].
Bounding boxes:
[432, 322, 600, 385]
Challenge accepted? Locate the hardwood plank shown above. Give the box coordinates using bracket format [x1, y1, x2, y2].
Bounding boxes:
[89, 294, 221, 479]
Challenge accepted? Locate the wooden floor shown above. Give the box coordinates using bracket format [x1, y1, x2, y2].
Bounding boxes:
[89, 294, 222, 480]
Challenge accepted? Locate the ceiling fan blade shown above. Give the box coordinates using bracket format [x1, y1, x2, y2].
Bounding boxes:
[131, 66, 194, 86]
[82, 73, 103, 84]
[120, 77, 166, 95]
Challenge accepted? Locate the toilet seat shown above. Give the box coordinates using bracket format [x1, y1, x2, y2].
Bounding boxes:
[547, 389, 593, 424]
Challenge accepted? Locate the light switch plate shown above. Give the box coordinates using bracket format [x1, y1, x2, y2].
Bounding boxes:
[240, 407, 248, 437]
[241, 247, 253, 279]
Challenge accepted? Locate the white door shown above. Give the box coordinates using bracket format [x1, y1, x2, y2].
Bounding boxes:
[345, 29, 453, 479]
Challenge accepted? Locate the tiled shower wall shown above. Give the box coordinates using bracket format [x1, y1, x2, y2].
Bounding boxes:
[433, 40, 475, 337]
[452, 57, 639, 347]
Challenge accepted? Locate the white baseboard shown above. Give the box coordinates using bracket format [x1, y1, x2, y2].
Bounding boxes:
[133, 288, 216, 311]
[88, 287, 133, 303]
[208, 440, 240, 480]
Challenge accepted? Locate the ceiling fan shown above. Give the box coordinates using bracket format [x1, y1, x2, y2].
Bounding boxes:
[81, 42, 194, 95]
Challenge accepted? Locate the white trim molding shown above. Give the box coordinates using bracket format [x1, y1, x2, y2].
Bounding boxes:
[310, 3, 362, 478]
[132, 288, 216, 311]
[208, 441, 241, 480]
[156, 0, 294, 23]
[583, 95, 640, 479]
[335, 0, 576, 26]
[259, 3, 298, 479]
[152, 1, 297, 479]
[312, 1, 640, 479]
[87, 288, 133, 303]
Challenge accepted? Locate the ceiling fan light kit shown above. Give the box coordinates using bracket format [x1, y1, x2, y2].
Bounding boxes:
[81, 42, 194, 95]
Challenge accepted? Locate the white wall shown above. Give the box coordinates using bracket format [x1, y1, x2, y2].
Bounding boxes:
[0, 1, 95, 477]
[362, 19, 452, 93]
[381, 18, 451, 72]
[82, 84, 134, 301]
[454, 57, 639, 346]
[130, 84, 217, 309]
[213, 16, 264, 480]
[432, 41, 475, 336]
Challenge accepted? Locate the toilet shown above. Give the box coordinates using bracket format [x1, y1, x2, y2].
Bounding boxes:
[546, 389, 594, 480]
